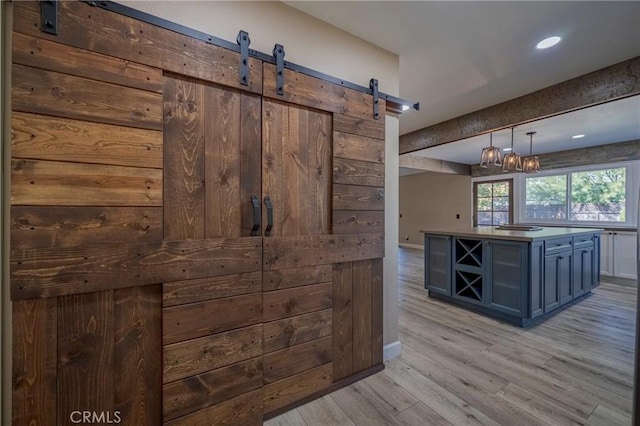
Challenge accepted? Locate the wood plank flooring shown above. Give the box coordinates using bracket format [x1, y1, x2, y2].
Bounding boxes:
[267, 247, 635, 426]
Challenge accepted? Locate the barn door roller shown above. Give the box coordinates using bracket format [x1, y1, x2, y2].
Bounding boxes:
[370, 78, 379, 120]
[41, 0, 58, 35]
[237, 30, 250, 86]
[273, 44, 285, 96]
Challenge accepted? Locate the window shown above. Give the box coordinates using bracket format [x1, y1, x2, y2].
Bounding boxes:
[473, 180, 513, 226]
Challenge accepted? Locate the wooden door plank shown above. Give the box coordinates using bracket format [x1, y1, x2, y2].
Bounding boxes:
[264, 336, 332, 384]
[263, 282, 333, 322]
[163, 389, 263, 426]
[333, 184, 384, 211]
[12, 32, 162, 93]
[240, 93, 262, 237]
[263, 363, 333, 414]
[286, 105, 311, 236]
[332, 211, 384, 235]
[332, 262, 353, 381]
[57, 290, 115, 424]
[11, 237, 262, 300]
[13, 64, 162, 130]
[333, 158, 385, 187]
[371, 258, 384, 366]
[163, 74, 205, 240]
[12, 112, 162, 168]
[11, 159, 162, 207]
[114, 285, 162, 426]
[262, 99, 287, 237]
[163, 271, 262, 307]
[163, 357, 262, 421]
[308, 107, 332, 235]
[11, 206, 162, 250]
[12, 298, 57, 426]
[204, 85, 241, 238]
[353, 260, 372, 373]
[163, 293, 262, 345]
[163, 324, 263, 384]
[333, 114, 385, 140]
[263, 265, 333, 292]
[333, 131, 385, 163]
[264, 309, 333, 354]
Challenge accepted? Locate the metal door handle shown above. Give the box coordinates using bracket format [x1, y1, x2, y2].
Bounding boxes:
[264, 196, 273, 236]
[251, 195, 260, 236]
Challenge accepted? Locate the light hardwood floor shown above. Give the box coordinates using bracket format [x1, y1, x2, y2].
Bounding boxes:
[266, 247, 636, 426]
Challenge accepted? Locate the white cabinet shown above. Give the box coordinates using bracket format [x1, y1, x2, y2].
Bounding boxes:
[600, 231, 638, 280]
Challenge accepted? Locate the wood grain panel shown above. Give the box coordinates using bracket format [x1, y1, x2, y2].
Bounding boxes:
[240, 93, 262, 237]
[12, 1, 262, 93]
[163, 389, 262, 426]
[333, 184, 384, 211]
[263, 265, 333, 292]
[57, 291, 114, 424]
[263, 309, 332, 354]
[332, 262, 353, 381]
[371, 258, 384, 366]
[332, 210, 384, 235]
[205, 85, 241, 238]
[264, 336, 332, 384]
[333, 131, 384, 163]
[262, 99, 287, 237]
[114, 285, 162, 426]
[353, 260, 372, 373]
[13, 64, 162, 130]
[163, 357, 262, 421]
[163, 271, 261, 307]
[263, 233, 385, 270]
[333, 158, 384, 187]
[162, 293, 262, 345]
[263, 283, 333, 322]
[11, 237, 262, 299]
[263, 363, 333, 414]
[11, 206, 162, 250]
[163, 73, 205, 240]
[12, 112, 162, 168]
[11, 159, 162, 206]
[333, 113, 385, 140]
[12, 32, 162, 93]
[12, 298, 57, 426]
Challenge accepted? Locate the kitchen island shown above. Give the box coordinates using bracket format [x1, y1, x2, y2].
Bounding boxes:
[421, 227, 603, 326]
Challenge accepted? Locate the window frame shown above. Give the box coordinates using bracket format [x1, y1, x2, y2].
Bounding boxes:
[473, 179, 514, 227]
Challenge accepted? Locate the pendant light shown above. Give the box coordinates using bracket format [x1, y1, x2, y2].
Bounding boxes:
[502, 127, 522, 173]
[479, 132, 502, 168]
[522, 131, 540, 173]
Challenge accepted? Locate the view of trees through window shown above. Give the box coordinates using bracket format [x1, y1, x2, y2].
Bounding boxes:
[474, 180, 512, 226]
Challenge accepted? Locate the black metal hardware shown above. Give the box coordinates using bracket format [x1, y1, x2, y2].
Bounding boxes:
[273, 44, 285, 95]
[237, 30, 250, 86]
[251, 195, 260, 236]
[370, 78, 379, 120]
[264, 196, 273, 237]
[41, 1, 58, 35]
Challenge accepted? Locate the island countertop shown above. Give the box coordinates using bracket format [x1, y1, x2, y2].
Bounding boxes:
[420, 226, 604, 242]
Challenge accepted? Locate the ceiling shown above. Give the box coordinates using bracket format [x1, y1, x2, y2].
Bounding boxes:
[285, 1, 640, 140]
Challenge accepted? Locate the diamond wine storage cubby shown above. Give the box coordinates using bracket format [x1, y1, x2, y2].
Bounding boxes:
[453, 238, 485, 303]
[455, 270, 483, 302]
[455, 238, 483, 267]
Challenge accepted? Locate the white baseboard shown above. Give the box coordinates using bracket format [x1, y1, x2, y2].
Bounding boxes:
[399, 243, 423, 250]
[383, 341, 402, 361]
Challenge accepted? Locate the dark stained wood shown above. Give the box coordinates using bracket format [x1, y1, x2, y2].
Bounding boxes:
[332, 262, 353, 381]
[57, 290, 114, 424]
[163, 389, 263, 426]
[12, 112, 162, 168]
[352, 260, 373, 373]
[114, 285, 162, 426]
[13, 64, 162, 130]
[263, 283, 333, 322]
[333, 131, 385, 163]
[371, 258, 384, 366]
[205, 85, 241, 238]
[163, 271, 262, 307]
[12, 298, 57, 426]
[11, 159, 162, 206]
[163, 324, 263, 384]
[163, 73, 205, 240]
[263, 265, 333, 292]
[333, 184, 384, 211]
[240, 93, 263, 237]
[332, 210, 384, 235]
[11, 206, 162, 250]
[333, 113, 385, 140]
[163, 357, 263, 421]
[163, 293, 262, 345]
[264, 336, 332, 384]
[262, 98, 287, 237]
[333, 157, 385, 187]
[263, 309, 332, 354]
[263, 233, 385, 270]
[263, 363, 333, 414]
[12, 32, 162, 93]
[12, 1, 263, 93]
[11, 237, 262, 300]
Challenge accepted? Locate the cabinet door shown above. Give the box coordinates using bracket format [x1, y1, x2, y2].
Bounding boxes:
[488, 240, 526, 316]
[424, 235, 451, 295]
[593, 234, 601, 288]
[615, 232, 638, 280]
[558, 252, 573, 305]
[573, 246, 594, 296]
[600, 232, 614, 276]
[544, 255, 560, 312]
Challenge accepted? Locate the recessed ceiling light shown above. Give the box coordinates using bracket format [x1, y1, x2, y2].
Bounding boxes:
[536, 36, 561, 49]
[402, 105, 410, 111]
[503, 147, 512, 152]
[572, 134, 585, 139]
